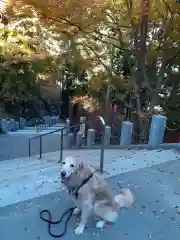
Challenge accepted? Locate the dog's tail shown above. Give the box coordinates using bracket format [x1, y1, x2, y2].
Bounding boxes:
[114, 188, 134, 209]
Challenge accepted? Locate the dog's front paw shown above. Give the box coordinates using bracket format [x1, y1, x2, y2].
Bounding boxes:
[73, 207, 81, 215]
[96, 220, 105, 229]
[74, 224, 85, 235]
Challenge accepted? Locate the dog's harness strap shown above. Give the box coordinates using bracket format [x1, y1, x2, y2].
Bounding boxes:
[69, 172, 94, 199]
[40, 172, 94, 238]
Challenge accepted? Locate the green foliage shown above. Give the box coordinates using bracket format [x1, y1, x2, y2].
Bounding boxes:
[160, 72, 180, 125]
[56, 59, 89, 97]
[0, 27, 51, 115]
[0, 58, 44, 105]
[2, 0, 180, 126]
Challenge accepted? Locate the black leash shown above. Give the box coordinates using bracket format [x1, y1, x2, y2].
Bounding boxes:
[40, 172, 94, 238]
[40, 207, 76, 238]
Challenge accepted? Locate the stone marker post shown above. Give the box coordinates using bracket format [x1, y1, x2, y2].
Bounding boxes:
[19, 117, 25, 129]
[104, 125, 111, 146]
[1, 119, 8, 134]
[10, 119, 15, 131]
[76, 131, 83, 147]
[148, 114, 167, 148]
[120, 121, 133, 146]
[87, 129, 95, 148]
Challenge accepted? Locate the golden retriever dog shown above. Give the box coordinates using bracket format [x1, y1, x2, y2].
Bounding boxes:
[60, 156, 134, 235]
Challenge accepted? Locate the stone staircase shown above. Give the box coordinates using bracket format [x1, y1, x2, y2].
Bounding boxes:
[0, 148, 179, 208]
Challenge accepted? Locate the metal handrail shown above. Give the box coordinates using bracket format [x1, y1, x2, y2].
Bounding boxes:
[28, 116, 106, 173]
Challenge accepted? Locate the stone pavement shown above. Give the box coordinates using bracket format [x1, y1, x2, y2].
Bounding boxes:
[1, 160, 180, 240]
[0, 148, 180, 208]
[0, 123, 65, 161]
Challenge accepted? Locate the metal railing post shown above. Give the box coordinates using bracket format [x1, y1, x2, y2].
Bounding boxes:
[97, 116, 106, 173]
[100, 126, 105, 173]
[29, 116, 106, 167]
[29, 139, 31, 157]
[36, 119, 38, 132]
[59, 129, 63, 163]
[40, 135, 42, 159]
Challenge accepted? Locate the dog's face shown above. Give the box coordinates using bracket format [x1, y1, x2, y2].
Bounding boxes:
[60, 156, 81, 181]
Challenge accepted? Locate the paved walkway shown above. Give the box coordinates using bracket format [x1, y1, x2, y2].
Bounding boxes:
[1, 160, 180, 240]
[0, 148, 179, 208]
[0, 123, 65, 161]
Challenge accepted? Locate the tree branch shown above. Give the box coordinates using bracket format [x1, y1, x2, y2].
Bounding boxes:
[41, 13, 133, 54]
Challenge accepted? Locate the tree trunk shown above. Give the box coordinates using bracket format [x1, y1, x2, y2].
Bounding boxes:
[130, 0, 150, 143]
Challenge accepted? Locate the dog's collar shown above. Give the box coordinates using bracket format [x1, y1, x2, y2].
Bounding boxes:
[68, 172, 94, 199]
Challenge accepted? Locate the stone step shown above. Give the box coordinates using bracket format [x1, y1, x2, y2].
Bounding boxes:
[0, 148, 179, 208]
[1, 148, 179, 179]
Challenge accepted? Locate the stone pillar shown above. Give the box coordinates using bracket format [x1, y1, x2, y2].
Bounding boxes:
[66, 118, 70, 134]
[68, 133, 74, 148]
[19, 117, 25, 129]
[62, 134, 68, 149]
[47, 116, 51, 127]
[63, 133, 74, 148]
[10, 119, 16, 131]
[80, 117, 86, 137]
[104, 125, 111, 146]
[1, 119, 8, 134]
[49, 117, 52, 126]
[51, 117, 54, 125]
[54, 117, 58, 125]
[51, 116, 56, 125]
[48, 117, 51, 127]
[76, 131, 83, 147]
[55, 116, 58, 124]
[87, 129, 95, 148]
[44, 116, 49, 127]
[120, 121, 133, 146]
[15, 121, 20, 130]
[7, 120, 11, 132]
[148, 114, 167, 148]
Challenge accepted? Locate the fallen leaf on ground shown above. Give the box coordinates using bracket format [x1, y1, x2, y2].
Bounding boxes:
[105, 223, 112, 228]
[169, 205, 176, 208]
[148, 233, 152, 239]
[176, 209, 180, 215]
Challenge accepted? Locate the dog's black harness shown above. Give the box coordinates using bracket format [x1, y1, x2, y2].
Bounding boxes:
[40, 172, 94, 238]
[68, 172, 94, 199]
